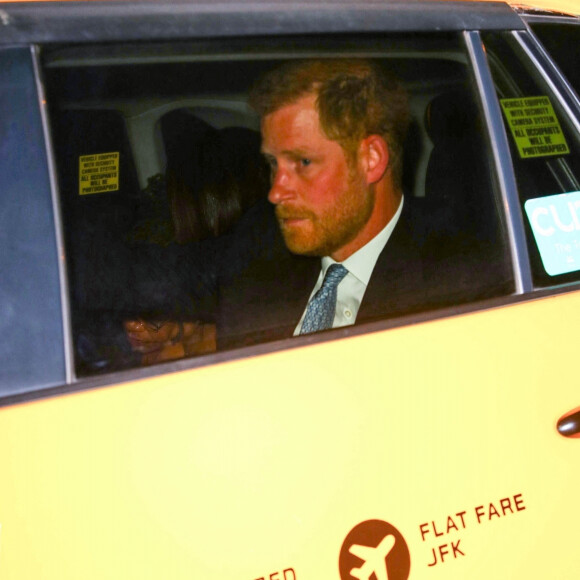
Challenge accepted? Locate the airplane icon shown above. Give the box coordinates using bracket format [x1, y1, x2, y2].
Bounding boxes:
[349, 534, 396, 580]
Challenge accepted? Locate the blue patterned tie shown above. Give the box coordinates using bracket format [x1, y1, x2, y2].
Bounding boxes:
[300, 264, 348, 334]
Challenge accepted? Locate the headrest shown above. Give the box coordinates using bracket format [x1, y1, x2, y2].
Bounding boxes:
[425, 89, 477, 145]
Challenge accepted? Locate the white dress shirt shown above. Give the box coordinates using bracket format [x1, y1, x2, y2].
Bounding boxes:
[294, 196, 404, 334]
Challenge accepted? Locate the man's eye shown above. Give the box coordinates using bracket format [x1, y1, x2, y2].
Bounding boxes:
[300, 158, 312, 167]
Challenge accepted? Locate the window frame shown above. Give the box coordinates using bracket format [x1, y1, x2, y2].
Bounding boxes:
[482, 26, 580, 288]
[0, 46, 69, 395]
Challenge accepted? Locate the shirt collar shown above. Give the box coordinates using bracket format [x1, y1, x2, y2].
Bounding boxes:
[321, 194, 404, 286]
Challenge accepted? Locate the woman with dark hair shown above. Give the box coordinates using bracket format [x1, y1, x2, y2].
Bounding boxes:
[167, 127, 269, 243]
[123, 124, 271, 365]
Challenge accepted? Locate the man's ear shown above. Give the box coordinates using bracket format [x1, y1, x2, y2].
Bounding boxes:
[360, 135, 389, 184]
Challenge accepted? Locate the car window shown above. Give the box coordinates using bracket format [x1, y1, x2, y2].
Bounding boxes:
[529, 21, 580, 97]
[43, 33, 515, 378]
[483, 31, 580, 287]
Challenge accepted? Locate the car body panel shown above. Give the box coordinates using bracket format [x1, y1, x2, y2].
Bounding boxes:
[0, 288, 578, 579]
[0, 1, 579, 578]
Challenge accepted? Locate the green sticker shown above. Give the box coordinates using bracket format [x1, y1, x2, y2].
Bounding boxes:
[500, 96, 569, 159]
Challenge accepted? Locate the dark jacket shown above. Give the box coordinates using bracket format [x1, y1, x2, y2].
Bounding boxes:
[216, 198, 513, 350]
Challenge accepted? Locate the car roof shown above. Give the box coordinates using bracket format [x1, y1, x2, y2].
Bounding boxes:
[0, 0, 531, 45]
[2, 0, 577, 13]
[1, 0, 577, 49]
[1, 0, 578, 14]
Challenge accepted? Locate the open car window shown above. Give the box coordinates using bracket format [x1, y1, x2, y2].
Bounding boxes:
[43, 33, 515, 377]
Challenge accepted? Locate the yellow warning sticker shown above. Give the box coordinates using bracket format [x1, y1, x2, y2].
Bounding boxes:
[79, 152, 120, 195]
[500, 96, 569, 159]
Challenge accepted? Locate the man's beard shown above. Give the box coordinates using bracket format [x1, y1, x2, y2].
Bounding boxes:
[276, 181, 374, 257]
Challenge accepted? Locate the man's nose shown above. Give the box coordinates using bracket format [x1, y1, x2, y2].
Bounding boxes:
[268, 167, 294, 204]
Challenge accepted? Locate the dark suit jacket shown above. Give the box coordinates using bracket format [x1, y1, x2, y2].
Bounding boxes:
[216, 198, 513, 350]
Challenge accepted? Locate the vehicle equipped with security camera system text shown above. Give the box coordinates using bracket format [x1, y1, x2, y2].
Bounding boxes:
[0, 1, 579, 578]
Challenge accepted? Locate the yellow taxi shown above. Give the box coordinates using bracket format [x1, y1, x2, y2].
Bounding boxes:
[0, 1, 579, 578]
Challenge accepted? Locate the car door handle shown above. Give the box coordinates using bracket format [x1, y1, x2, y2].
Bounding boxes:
[557, 407, 580, 438]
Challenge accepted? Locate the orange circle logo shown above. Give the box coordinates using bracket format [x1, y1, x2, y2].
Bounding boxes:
[339, 519, 411, 580]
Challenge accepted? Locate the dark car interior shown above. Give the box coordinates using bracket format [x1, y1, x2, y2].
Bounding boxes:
[43, 33, 518, 375]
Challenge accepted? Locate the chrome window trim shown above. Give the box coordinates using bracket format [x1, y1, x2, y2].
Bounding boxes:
[511, 29, 580, 135]
[463, 30, 533, 294]
[32, 45, 74, 384]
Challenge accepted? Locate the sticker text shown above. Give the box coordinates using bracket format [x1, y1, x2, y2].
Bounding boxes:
[79, 152, 120, 195]
[525, 191, 580, 275]
[500, 96, 569, 159]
